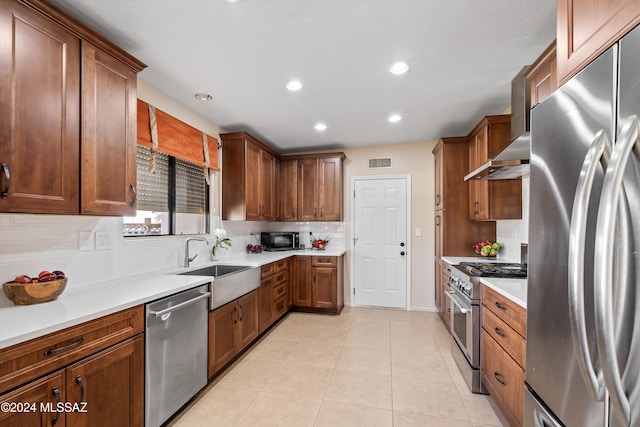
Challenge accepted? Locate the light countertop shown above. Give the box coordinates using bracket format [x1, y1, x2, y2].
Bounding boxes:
[480, 277, 527, 308]
[441, 256, 514, 265]
[0, 249, 346, 350]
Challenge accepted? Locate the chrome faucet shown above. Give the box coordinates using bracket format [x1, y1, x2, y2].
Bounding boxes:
[184, 237, 209, 267]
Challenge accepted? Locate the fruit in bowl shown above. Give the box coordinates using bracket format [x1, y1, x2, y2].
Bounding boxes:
[3, 270, 67, 305]
[246, 244, 264, 254]
[473, 241, 502, 257]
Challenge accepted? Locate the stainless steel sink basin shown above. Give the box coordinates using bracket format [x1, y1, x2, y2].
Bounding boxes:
[180, 264, 252, 277]
[179, 264, 259, 310]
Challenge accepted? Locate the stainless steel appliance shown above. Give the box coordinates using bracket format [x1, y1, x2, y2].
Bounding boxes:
[447, 262, 527, 394]
[145, 284, 210, 427]
[260, 231, 300, 251]
[527, 23, 640, 427]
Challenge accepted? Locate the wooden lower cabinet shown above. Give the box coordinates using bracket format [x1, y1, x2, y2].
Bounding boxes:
[0, 335, 143, 427]
[481, 285, 527, 427]
[258, 259, 291, 333]
[439, 261, 452, 331]
[208, 289, 259, 378]
[292, 256, 343, 314]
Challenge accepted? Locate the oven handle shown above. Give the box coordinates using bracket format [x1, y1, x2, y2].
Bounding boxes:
[445, 290, 471, 314]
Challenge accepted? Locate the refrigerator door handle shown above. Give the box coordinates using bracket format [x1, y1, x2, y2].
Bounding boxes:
[594, 115, 640, 427]
[568, 129, 610, 401]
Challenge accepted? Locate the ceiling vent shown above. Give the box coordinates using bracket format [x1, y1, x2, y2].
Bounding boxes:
[368, 157, 392, 169]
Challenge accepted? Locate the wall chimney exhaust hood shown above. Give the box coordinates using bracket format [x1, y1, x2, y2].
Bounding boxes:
[465, 66, 531, 181]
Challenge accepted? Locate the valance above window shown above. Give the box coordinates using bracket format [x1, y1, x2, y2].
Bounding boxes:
[137, 99, 220, 171]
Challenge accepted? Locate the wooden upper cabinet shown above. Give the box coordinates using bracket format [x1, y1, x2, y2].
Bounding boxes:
[467, 116, 522, 221]
[557, 0, 640, 85]
[221, 132, 279, 221]
[297, 155, 344, 222]
[525, 41, 557, 107]
[279, 159, 298, 221]
[0, 0, 145, 215]
[81, 42, 137, 215]
[0, 0, 80, 214]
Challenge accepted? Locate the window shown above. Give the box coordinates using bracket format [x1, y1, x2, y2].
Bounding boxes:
[124, 146, 209, 236]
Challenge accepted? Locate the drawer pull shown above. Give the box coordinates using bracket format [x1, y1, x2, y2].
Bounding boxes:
[52, 386, 61, 425]
[1, 163, 9, 199]
[494, 372, 507, 386]
[233, 306, 238, 324]
[76, 375, 85, 401]
[495, 301, 508, 311]
[44, 337, 85, 356]
[494, 327, 507, 338]
[317, 259, 331, 264]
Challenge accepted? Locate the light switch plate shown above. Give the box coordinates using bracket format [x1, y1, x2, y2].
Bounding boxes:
[415, 227, 422, 237]
[95, 232, 111, 250]
[79, 231, 93, 251]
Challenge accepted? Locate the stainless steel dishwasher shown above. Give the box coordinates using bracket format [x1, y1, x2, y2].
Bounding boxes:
[145, 284, 210, 427]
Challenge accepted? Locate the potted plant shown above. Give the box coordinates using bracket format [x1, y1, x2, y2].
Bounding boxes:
[212, 228, 232, 260]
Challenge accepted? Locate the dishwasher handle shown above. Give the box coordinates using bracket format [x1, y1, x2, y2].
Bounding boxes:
[149, 291, 211, 319]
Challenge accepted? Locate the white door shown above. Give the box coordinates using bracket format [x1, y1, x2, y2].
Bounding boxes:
[353, 178, 408, 307]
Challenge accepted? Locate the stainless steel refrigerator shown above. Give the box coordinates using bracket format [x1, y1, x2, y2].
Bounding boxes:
[526, 24, 640, 427]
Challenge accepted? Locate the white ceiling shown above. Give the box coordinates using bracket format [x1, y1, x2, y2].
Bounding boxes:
[50, 0, 556, 153]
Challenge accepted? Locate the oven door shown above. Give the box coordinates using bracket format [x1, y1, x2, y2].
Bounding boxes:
[445, 289, 475, 365]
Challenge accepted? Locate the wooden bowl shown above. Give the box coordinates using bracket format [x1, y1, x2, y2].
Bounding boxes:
[3, 278, 67, 305]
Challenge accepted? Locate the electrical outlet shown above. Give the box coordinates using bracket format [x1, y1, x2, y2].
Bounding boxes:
[79, 231, 94, 251]
[95, 232, 111, 250]
[415, 227, 422, 237]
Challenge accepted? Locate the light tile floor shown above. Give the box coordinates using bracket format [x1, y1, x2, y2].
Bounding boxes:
[170, 306, 509, 427]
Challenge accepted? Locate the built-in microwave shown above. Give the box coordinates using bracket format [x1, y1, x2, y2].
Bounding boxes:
[260, 232, 300, 251]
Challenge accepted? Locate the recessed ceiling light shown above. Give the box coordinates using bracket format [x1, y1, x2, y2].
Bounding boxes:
[390, 62, 409, 75]
[388, 114, 402, 123]
[286, 80, 303, 91]
[314, 123, 327, 131]
[194, 93, 213, 101]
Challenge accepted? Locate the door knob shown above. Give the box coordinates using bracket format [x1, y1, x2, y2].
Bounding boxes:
[400, 242, 405, 247]
[400, 251, 405, 256]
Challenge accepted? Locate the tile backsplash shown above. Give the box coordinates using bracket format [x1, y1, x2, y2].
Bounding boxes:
[0, 213, 346, 293]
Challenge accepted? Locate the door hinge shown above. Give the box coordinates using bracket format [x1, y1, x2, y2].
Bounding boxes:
[353, 190, 356, 198]
[353, 288, 356, 295]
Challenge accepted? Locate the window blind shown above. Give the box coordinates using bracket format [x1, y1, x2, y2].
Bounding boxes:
[176, 158, 206, 214]
[136, 145, 169, 211]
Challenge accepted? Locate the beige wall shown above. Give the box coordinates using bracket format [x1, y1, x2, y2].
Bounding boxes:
[341, 141, 438, 310]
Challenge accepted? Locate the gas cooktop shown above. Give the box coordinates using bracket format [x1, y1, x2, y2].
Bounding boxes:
[457, 262, 527, 278]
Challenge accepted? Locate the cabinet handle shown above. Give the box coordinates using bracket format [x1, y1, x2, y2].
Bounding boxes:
[44, 337, 85, 356]
[1, 163, 9, 199]
[291, 208, 295, 217]
[435, 194, 441, 205]
[314, 207, 317, 218]
[233, 306, 238, 324]
[239, 304, 244, 321]
[320, 207, 323, 218]
[76, 375, 85, 401]
[435, 215, 440, 225]
[52, 386, 61, 426]
[494, 372, 507, 386]
[129, 183, 136, 207]
[495, 301, 508, 311]
[494, 327, 507, 338]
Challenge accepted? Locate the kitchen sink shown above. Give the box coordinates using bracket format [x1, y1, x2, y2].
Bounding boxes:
[179, 264, 259, 310]
[179, 264, 252, 278]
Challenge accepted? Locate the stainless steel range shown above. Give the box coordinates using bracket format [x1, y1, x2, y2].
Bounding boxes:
[447, 261, 527, 394]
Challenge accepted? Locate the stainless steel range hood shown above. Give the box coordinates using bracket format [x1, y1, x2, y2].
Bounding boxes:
[465, 66, 531, 181]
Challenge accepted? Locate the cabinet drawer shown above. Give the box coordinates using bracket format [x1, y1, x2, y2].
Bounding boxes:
[483, 286, 526, 338]
[483, 308, 526, 369]
[0, 306, 143, 394]
[482, 330, 524, 427]
[273, 258, 289, 274]
[273, 296, 287, 319]
[273, 282, 287, 300]
[273, 270, 288, 286]
[442, 261, 453, 278]
[261, 263, 275, 278]
[312, 256, 336, 267]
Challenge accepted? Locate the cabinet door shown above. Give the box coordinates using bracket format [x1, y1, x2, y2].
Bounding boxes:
[208, 301, 237, 377]
[0, 1, 80, 214]
[245, 142, 262, 220]
[318, 156, 342, 221]
[557, 0, 640, 85]
[81, 42, 137, 215]
[259, 150, 276, 221]
[66, 336, 143, 427]
[236, 290, 259, 351]
[297, 158, 318, 221]
[279, 159, 298, 221]
[527, 42, 557, 107]
[292, 256, 312, 307]
[258, 277, 274, 333]
[312, 266, 337, 309]
[0, 370, 65, 427]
